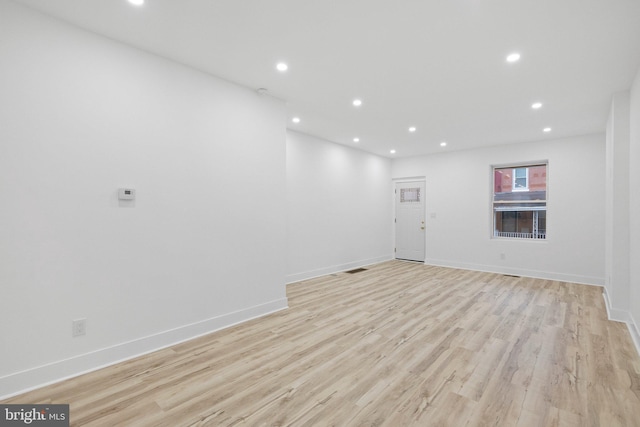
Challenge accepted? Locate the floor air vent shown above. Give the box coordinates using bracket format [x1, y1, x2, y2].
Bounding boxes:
[346, 268, 368, 274]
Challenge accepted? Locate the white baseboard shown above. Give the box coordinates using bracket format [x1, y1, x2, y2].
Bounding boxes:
[602, 286, 614, 319]
[602, 287, 630, 322]
[627, 313, 640, 357]
[286, 254, 393, 284]
[602, 288, 640, 357]
[0, 298, 288, 400]
[424, 258, 604, 286]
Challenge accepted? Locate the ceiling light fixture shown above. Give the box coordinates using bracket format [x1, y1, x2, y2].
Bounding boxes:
[390, 149, 396, 154]
[128, 0, 144, 6]
[409, 127, 416, 132]
[352, 99, 362, 107]
[353, 137, 360, 143]
[543, 127, 551, 132]
[292, 117, 300, 124]
[440, 142, 447, 147]
[506, 53, 521, 63]
[276, 62, 288, 72]
[531, 102, 543, 109]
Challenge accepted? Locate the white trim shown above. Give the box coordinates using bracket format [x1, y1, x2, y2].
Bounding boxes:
[494, 206, 547, 211]
[286, 255, 392, 284]
[424, 258, 604, 286]
[627, 312, 640, 357]
[392, 176, 426, 183]
[602, 287, 630, 322]
[0, 298, 288, 400]
[602, 288, 640, 357]
[492, 160, 548, 169]
[602, 286, 613, 319]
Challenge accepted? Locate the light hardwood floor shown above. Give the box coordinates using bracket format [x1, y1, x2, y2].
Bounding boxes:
[4, 261, 640, 426]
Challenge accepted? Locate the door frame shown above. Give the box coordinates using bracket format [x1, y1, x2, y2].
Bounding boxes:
[392, 177, 426, 261]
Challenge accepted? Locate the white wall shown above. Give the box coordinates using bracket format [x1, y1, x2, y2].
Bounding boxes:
[286, 131, 392, 282]
[605, 92, 631, 317]
[391, 135, 605, 284]
[604, 75, 640, 355]
[629, 67, 640, 345]
[0, 1, 287, 398]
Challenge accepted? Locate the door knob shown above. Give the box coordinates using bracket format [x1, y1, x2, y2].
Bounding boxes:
[420, 226, 425, 230]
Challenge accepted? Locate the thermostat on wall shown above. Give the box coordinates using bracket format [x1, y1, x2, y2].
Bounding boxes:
[118, 188, 136, 200]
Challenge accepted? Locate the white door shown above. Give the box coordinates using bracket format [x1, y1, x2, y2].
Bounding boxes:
[395, 181, 426, 262]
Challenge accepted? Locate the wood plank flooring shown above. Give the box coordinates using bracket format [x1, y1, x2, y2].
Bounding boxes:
[4, 261, 640, 426]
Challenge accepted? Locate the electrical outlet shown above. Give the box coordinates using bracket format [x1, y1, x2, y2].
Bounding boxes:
[72, 319, 86, 337]
[500, 253, 506, 260]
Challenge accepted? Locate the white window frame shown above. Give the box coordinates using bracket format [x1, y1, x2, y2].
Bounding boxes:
[512, 167, 529, 191]
[492, 162, 547, 240]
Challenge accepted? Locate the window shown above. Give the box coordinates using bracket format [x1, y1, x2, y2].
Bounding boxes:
[513, 167, 528, 191]
[493, 163, 547, 239]
[400, 187, 421, 203]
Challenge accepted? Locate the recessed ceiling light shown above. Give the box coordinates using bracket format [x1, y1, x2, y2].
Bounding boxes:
[440, 142, 447, 147]
[531, 102, 542, 109]
[352, 99, 362, 107]
[292, 117, 300, 124]
[506, 53, 521, 63]
[543, 127, 552, 132]
[409, 127, 416, 132]
[353, 137, 360, 143]
[128, 0, 144, 5]
[390, 149, 396, 154]
[276, 62, 288, 72]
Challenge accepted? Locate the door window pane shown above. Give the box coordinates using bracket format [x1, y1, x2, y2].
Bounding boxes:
[401, 188, 421, 203]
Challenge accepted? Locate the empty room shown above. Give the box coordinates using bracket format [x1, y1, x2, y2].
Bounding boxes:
[1, 0, 640, 425]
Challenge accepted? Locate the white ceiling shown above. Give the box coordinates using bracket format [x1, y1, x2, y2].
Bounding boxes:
[12, 0, 640, 158]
